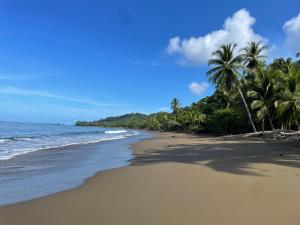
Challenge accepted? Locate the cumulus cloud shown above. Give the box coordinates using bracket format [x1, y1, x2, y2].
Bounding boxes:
[283, 13, 300, 52]
[166, 9, 267, 65]
[189, 82, 209, 96]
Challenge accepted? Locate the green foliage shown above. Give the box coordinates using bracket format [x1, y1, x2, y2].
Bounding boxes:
[75, 92, 252, 135]
[241, 41, 267, 70]
[205, 108, 250, 135]
[207, 43, 242, 95]
[207, 43, 257, 132]
[274, 65, 300, 129]
[171, 98, 180, 114]
[76, 43, 300, 134]
[246, 66, 283, 129]
[75, 113, 148, 129]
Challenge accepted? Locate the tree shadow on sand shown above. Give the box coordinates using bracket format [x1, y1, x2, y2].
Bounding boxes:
[131, 136, 300, 176]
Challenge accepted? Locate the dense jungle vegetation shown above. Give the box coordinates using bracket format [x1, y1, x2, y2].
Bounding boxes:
[76, 42, 300, 135]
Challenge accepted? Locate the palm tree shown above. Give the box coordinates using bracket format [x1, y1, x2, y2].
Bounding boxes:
[206, 89, 237, 109]
[270, 57, 293, 74]
[171, 98, 180, 114]
[247, 67, 282, 130]
[207, 43, 257, 132]
[176, 109, 205, 132]
[220, 89, 236, 109]
[296, 52, 300, 64]
[241, 41, 267, 71]
[275, 67, 300, 130]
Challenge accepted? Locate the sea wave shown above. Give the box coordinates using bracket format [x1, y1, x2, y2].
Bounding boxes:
[0, 136, 124, 161]
[104, 130, 127, 134]
[0, 131, 139, 161]
[0, 137, 33, 144]
[0, 121, 141, 161]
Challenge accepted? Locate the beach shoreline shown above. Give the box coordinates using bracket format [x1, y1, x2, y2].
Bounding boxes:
[0, 129, 151, 206]
[1, 131, 300, 225]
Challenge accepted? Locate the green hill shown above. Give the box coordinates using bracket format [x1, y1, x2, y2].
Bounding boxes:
[75, 113, 147, 129]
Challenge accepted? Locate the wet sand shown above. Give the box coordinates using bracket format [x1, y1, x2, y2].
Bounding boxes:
[1, 132, 300, 225]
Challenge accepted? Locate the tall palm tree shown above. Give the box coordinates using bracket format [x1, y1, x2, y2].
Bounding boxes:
[241, 41, 267, 71]
[207, 43, 257, 132]
[171, 98, 180, 114]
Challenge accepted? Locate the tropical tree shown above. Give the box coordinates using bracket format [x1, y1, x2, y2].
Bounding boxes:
[296, 52, 300, 64]
[207, 43, 257, 132]
[219, 89, 236, 108]
[241, 41, 267, 71]
[270, 57, 293, 74]
[171, 97, 181, 114]
[275, 66, 300, 130]
[247, 67, 283, 130]
[177, 108, 205, 132]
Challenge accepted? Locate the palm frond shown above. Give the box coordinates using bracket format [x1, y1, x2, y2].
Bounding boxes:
[251, 100, 264, 110]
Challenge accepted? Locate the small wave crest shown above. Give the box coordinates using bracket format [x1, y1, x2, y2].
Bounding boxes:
[0, 137, 33, 144]
[0, 136, 128, 160]
[104, 130, 127, 134]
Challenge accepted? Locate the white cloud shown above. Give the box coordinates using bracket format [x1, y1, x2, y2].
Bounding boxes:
[189, 82, 209, 96]
[166, 8, 266, 65]
[283, 13, 300, 52]
[0, 86, 129, 107]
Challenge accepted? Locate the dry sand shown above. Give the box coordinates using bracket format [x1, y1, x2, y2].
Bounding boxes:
[1, 132, 300, 225]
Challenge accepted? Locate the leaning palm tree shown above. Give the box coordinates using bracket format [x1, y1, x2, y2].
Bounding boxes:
[207, 43, 257, 132]
[171, 98, 180, 114]
[241, 41, 267, 71]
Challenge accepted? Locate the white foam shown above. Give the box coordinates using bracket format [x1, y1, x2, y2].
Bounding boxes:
[0, 136, 130, 161]
[105, 130, 127, 134]
[0, 139, 8, 144]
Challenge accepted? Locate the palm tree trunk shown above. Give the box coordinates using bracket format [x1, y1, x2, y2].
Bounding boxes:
[237, 86, 257, 132]
[267, 111, 275, 130]
[262, 119, 265, 136]
[226, 101, 231, 109]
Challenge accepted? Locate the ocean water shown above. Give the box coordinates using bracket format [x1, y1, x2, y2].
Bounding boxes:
[0, 121, 139, 160]
[0, 121, 150, 206]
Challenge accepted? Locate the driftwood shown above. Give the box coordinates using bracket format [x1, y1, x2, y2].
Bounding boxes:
[244, 130, 300, 142]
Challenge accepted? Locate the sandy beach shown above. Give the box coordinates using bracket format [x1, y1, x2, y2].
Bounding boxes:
[1, 132, 300, 225]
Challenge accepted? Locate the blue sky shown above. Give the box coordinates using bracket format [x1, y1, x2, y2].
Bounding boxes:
[0, 0, 299, 124]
